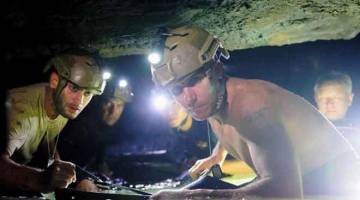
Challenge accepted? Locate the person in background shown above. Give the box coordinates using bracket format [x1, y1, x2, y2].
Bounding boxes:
[149, 26, 360, 199]
[166, 100, 210, 155]
[162, 100, 212, 177]
[314, 71, 354, 125]
[0, 49, 105, 195]
[165, 100, 193, 132]
[314, 71, 360, 151]
[58, 77, 133, 191]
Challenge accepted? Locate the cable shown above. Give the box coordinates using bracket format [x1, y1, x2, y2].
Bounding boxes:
[206, 120, 212, 156]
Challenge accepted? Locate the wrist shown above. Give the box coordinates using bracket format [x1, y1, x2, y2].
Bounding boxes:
[210, 155, 221, 165]
[212, 152, 227, 165]
[35, 169, 52, 192]
[19, 167, 47, 192]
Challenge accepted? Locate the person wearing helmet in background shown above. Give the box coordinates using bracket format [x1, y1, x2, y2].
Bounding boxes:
[100, 78, 133, 126]
[149, 26, 360, 199]
[164, 100, 193, 132]
[58, 77, 133, 192]
[0, 49, 105, 196]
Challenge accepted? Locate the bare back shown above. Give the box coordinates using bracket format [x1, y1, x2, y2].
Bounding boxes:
[209, 78, 354, 184]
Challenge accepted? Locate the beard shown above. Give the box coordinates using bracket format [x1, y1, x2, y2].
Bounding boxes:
[54, 94, 79, 119]
[206, 75, 227, 118]
[190, 81, 222, 121]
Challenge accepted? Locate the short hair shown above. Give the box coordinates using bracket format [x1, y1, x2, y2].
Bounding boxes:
[314, 71, 352, 94]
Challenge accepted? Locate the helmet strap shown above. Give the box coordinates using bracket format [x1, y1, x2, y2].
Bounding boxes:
[214, 75, 227, 114]
[207, 62, 227, 117]
[53, 78, 68, 114]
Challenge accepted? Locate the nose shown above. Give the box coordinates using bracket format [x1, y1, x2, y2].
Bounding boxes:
[325, 98, 335, 106]
[177, 87, 196, 109]
[73, 91, 85, 106]
[108, 103, 115, 115]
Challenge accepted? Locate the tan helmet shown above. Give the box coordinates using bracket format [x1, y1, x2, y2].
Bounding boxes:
[102, 79, 134, 103]
[44, 53, 106, 99]
[150, 26, 229, 88]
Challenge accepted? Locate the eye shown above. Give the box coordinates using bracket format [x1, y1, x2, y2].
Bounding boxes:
[84, 91, 92, 97]
[334, 97, 343, 102]
[68, 83, 80, 92]
[170, 84, 184, 96]
[186, 75, 203, 87]
[170, 74, 205, 96]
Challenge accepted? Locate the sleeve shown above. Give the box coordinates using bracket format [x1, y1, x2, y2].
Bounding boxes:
[5, 91, 32, 157]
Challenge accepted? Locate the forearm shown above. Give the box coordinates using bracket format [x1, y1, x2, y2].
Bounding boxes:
[0, 155, 46, 192]
[181, 189, 246, 200]
[211, 142, 228, 165]
[236, 176, 303, 197]
[185, 177, 296, 199]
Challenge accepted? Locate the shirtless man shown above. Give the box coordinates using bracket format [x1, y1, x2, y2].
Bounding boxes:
[149, 26, 360, 199]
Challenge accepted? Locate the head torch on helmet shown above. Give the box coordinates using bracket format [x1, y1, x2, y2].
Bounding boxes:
[150, 26, 229, 90]
[103, 78, 134, 103]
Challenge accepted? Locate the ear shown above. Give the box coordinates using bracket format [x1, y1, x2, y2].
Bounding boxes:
[348, 93, 354, 106]
[49, 72, 59, 89]
[314, 93, 319, 104]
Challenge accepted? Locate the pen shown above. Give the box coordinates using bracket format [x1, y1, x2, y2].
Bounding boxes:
[75, 164, 103, 183]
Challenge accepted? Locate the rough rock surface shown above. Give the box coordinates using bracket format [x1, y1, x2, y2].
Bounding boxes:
[4, 0, 360, 58]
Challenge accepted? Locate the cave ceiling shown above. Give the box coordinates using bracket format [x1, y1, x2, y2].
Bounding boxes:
[4, 0, 360, 58]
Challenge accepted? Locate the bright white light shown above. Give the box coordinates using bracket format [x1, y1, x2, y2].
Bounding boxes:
[119, 79, 128, 88]
[148, 52, 161, 64]
[152, 95, 169, 111]
[102, 71, 112, 80]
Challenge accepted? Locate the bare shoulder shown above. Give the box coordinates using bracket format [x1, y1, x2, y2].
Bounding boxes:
[227, 78, 281, 120]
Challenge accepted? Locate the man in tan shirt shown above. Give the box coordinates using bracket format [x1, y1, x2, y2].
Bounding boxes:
[0, 49, 105, 195]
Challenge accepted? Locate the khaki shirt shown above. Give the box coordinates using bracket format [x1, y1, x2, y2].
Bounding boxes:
[6, 83, 68, 164]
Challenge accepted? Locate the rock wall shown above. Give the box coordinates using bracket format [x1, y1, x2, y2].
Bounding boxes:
[4, 0, 360, 58]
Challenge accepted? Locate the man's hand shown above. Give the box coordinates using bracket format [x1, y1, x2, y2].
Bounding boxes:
[43, 159, 76, 191]
[188, 157, 217, 180]
[75, 179, 99, 192]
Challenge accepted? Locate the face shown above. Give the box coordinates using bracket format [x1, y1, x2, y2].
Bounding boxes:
[56, 82, 94, 119]
[173, 75, 216, 121]
[101, 98, 125, 126]
[315, 83, 353, 121]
